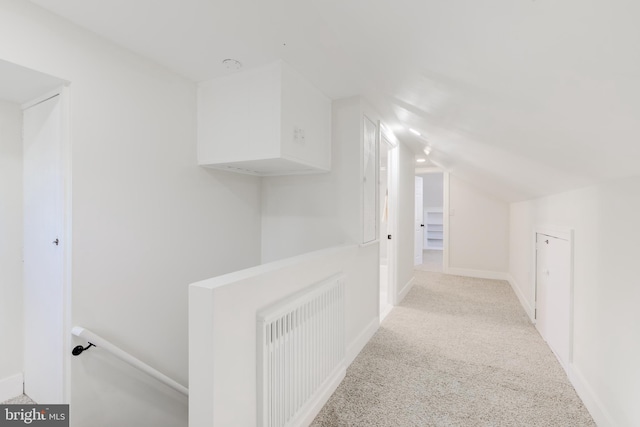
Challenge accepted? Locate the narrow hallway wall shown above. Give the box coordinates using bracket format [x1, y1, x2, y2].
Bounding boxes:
[396, 144, 416, 298]
[510, 177, 640, 427]
[448, 174, 509, 277]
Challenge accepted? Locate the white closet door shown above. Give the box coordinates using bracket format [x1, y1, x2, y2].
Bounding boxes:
[23, 94, 65, 404]
[536, 233, 571, 371]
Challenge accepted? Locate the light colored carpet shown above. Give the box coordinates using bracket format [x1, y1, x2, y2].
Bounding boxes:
[1, 394, 36, 404]
[311, 271, 595, 427]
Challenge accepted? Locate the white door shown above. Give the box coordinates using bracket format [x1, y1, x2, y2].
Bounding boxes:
[23, 94, 65, 404]
[414, 176, 423, 265]
[536, 233, 571, 371]
[379, 134, 397, 316]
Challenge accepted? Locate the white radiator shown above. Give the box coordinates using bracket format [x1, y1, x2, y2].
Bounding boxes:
[257, 274, 346, 427]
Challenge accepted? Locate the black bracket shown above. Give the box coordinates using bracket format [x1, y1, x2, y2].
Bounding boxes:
[72, 342, 95, 356]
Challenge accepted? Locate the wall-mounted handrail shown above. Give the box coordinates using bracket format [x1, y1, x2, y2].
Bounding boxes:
[71, 326, 189, 396]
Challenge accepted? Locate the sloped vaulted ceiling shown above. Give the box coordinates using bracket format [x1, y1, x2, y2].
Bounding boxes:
[27, 0, 640, 201]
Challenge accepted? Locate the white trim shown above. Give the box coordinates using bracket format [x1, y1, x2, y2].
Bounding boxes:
[442, 172, 450, 273]
[0, 373, 23, 403]
[506, 274, 535, 322]
[381, 135, 399, 323]
[534, 226, 575, 368]
[446, 268, 509, 281]
[346, 317, 379, 366]
[359, 239, 379, 248]
[569, 364, 616, 427]
[379, 304, 393, 323]
[60, 85, 72, 404]
[536, 225, 572, 242]
[21, 85, 67, 110]
[296, 366, 346, 427]
[414, 166, 444, 174]
[396, 277, 415, 304]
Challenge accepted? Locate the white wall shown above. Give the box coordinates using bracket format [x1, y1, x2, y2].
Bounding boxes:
[0, 99, 23, 394]
[379, 165, 388, 261]
[190, 244, 379, 427]
[260, 171, 344, 262]
[421, 172, 443, 209]
[0, 2, 262, 425]
[396, 143, 415, 299]
[509, 177, 640, 427]
[261, 95, 380, 353]
[261, 96, 371, 262]
[448, 174, 509, 276]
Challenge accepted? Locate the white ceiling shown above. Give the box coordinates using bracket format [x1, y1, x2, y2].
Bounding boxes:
[27, 0, 640, 201]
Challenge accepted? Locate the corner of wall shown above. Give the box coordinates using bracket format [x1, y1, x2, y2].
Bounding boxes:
[506, 273, 535, 322]
[346, 317, 379, 366]
[569, 364, 618, 427]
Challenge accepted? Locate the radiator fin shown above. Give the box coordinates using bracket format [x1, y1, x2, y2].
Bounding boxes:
[258, 275, 345, 427]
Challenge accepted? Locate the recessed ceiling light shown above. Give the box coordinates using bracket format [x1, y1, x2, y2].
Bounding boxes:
[416, 158, 426, 163]
[222, 58, 242, 71]
[409, 128, 421, 136]
[423, 147, 432, 156]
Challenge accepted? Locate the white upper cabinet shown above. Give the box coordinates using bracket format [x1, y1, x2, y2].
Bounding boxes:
[197, 60, 331, 175]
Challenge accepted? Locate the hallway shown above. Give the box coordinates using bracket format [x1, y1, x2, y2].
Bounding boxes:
[311, 271, 594, 426]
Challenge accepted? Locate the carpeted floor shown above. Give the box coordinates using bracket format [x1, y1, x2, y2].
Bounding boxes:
[311, 271, 595, 427]
[1, 394, 36, 405]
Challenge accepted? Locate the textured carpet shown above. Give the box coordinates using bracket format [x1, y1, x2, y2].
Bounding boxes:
[311, 271, 595, 427]
[1, 394, 36, 404]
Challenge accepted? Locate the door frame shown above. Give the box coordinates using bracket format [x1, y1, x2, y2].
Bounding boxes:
[414, 176, 423, 266]
[413, 170, 449, 271]
[22, 85, 72, 403]
[379, 125, 399, 308]
[533, 226, 574, 368]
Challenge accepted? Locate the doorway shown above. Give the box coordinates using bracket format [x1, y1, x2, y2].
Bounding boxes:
[379, 131, 397, 321]
[416, 172, 444, 272]
[0, 58, 69, 404]
[535, 229, 573, 373]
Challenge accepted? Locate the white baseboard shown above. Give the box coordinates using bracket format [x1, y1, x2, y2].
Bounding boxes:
[296, 365, 346, 427]
[396, 277, 415, 304]
[0, 373, 23, 403]
[445, 267, 509, 281]
[569, 364, 617, 427]
[346, 317, 379, 366]
[379, 304, 393, 322]
[506, 274, 535, 322]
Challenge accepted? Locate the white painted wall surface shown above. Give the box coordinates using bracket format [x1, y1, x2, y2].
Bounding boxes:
[448, 174, 509, 276]
[0, 2, 262, 425]
[261, 96, 373, 262]
[421, 172, 443, 209]
[190, 244, 379, 427]
[396, 143, 415, 301]
[509, 178, 640, 427]
[0, 99, 23, 389]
